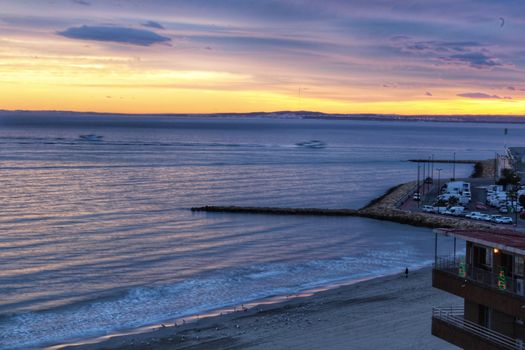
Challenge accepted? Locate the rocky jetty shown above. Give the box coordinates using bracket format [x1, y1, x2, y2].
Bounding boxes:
[192, 159, 497, 230]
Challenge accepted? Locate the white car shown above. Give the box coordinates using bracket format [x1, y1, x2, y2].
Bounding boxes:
[447, 206, 465, 216]
[466, 211, 482, 219]
[434, 206, 448, 214]
[490, 215, 502, 223]
[495, 217, 513, 224]
[478, 214, 492, 221]
[422, 205, 434, 213]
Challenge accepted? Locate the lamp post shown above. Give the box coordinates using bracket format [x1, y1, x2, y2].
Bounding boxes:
[417, 163, 421, 208]
[431, 154, 434, 181]
[428, 155, 432, 193]
[436, 168, 443, 196]
[422, 160, 426, 195]
[452, 152, 456, 181]
[514, 179, 520, 227]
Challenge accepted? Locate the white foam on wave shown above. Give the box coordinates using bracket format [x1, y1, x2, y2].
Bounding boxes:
[1, 249, 438, 350]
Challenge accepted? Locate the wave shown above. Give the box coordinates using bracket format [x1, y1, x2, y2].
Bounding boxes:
[0, 256, 433, 350]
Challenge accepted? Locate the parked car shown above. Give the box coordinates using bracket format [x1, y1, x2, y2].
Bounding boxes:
[490, 215, 503, 223]
[475, 203, 488, 210]
[422, 205, 434, 213]
[470, 214, 483, 220]
[447, 206, 465, 216]
[465, 211, 482, 219]
[478, 214, 492, 222]
[433, 206, 448, 214]
[499, 205, 524, 213]
[495, 217, 513, 224]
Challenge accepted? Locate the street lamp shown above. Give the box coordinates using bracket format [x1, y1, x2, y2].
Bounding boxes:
[431, 154, 434, 181]
[436, 168, 443, 195]
[512, 180, 520, 226]
[417, 163, 421, 207]
[423, 160, 427, 195]
[452, 152, 456, 181]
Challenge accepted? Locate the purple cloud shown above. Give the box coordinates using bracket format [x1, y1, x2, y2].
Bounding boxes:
[425, 91, 433, 96]
[71, 0, 90, 5]
[142, 20, 165, 30]
[58, 25, 171, 46]
[394, 38, 503, 69]
[447, 52, 501, 69]
[457, 92, 508, 99]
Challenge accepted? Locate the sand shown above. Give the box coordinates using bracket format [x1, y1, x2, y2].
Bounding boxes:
[63, 267, 461, 350]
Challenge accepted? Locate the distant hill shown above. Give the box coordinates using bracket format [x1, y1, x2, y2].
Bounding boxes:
[1, 109, 525, 125]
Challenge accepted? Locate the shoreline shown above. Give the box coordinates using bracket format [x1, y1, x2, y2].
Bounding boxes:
[50, 274, 381, 350]
[58, 267, 460, 350]
[48, 261, 432, 349]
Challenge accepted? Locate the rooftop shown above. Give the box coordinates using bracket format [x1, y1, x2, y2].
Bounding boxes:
[435, 228, 525, 256]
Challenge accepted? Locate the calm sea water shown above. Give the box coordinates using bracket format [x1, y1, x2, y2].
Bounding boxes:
[0, 116, 522, 349]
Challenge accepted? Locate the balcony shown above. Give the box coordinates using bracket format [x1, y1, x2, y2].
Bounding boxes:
[432, 307, 521, 350]
[434, 257, 525, 319]
[435, 257, 523, 295]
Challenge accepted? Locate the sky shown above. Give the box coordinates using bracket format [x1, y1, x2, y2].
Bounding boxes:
[1, 0, 525, 115]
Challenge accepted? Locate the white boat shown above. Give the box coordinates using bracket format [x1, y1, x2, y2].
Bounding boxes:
[79, 134, 103, 141]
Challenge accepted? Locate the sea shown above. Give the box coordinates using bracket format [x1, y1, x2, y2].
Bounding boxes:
[0, 115, 523, 349]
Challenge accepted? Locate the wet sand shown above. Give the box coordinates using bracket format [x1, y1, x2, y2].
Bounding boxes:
[65, 268, 460, 350]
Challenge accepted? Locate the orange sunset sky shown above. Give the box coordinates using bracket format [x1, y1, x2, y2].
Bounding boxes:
[1, 0, 525, 115]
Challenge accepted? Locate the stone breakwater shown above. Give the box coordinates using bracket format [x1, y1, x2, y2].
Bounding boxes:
[192, 192, 493, 230]
[192, 206, 360, 216]
[192, 159, 496, 230]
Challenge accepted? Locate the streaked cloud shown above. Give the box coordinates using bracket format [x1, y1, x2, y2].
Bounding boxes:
[71, 0, 90, 6]
[394, 38, 503, 69]
[57, 25, 171, 46]
[446, 52, 502, 69]
[457, 92, 509, 99]
[142, 21, 165, 30]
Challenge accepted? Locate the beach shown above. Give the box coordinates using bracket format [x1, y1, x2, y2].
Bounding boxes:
[68, 268, 460, 350]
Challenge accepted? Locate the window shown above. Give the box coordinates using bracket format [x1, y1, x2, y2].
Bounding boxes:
[486, 248, 493, 268]
[515, 256, 524, 277]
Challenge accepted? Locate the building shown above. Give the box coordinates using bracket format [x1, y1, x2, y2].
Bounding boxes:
[432, 228, 525, 350]
[508, 147, 525, 181]
[444, 181, 471, 194]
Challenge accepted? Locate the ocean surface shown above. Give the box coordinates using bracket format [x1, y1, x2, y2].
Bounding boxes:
[0, 116, 523, 349]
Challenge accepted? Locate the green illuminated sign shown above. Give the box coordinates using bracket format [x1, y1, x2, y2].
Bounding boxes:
[458, 261, 466, 278]
[498, 269, 507, 290]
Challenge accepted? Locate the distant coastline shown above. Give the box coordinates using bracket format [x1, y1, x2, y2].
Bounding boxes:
[2, 109, 525, 125]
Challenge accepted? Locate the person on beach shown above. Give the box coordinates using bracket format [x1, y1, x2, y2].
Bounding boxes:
[405, 267, 409, 278]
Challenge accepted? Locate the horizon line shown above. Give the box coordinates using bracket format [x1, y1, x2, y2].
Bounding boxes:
[2, 109, 525, 118]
